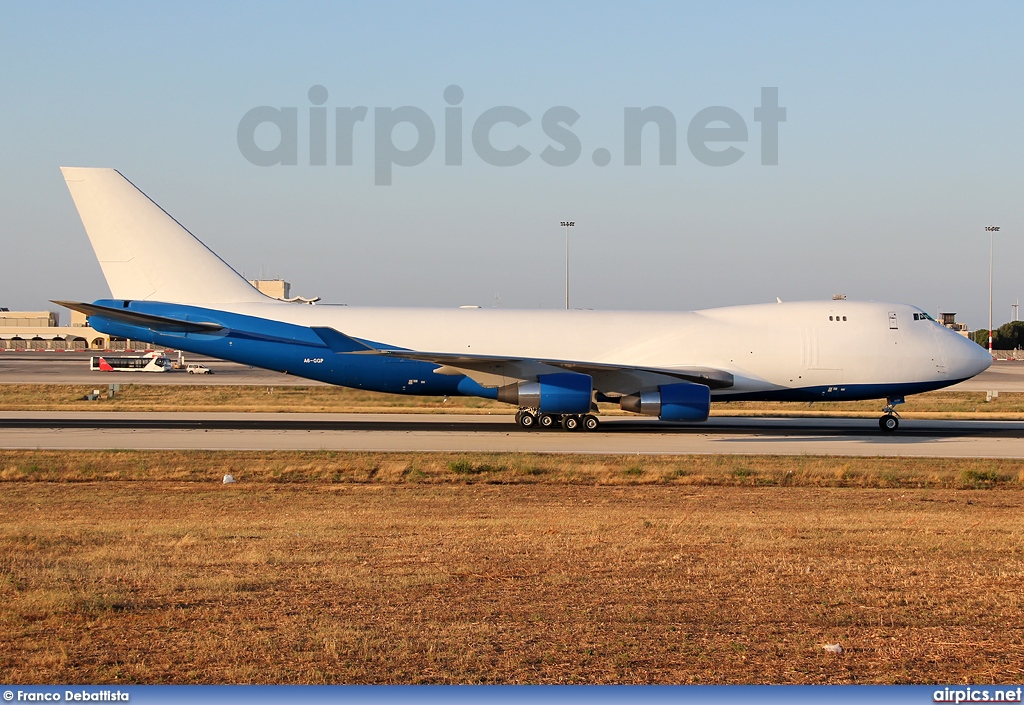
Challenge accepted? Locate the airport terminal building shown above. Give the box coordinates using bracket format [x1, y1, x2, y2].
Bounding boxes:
[1, 308, 134, 351]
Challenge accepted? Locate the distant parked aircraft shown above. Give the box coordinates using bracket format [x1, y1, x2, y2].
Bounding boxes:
[57, 167, 990, 432]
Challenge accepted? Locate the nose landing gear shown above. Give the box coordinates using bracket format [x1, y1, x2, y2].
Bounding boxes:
[879, 414, 899, 432]
[878, 397, 904, 432]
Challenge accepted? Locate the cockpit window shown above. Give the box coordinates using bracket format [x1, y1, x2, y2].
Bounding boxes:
[913, 312, 936, 322]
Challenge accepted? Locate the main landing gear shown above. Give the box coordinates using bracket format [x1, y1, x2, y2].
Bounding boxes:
[878, 397, 904, 433]
[515, 409, 601, 432]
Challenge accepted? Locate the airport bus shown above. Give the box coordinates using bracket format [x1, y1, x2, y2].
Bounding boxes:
[89, 352, 171, 372]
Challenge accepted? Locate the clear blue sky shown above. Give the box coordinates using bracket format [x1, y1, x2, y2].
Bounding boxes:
[2, 1, 1022, 329]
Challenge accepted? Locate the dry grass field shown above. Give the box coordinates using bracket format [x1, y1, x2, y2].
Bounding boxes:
[1, 450, 1023, 684]
[2, 449, 1024, 488]
[4, 384, 1024, 418]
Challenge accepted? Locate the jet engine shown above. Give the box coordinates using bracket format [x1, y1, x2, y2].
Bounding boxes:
[619, 382, 710, 422]
[497, 372, 593, 414]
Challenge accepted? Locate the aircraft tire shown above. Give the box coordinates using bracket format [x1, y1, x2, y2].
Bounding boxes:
[539, 413, 557, 429]
[563, 414, 582, 431]
[879, 414, 899, 432]
[519, 411, 537, 429]
[583, 414, 600, 431]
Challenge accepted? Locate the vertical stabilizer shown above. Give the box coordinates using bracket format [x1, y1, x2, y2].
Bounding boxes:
[61, 167, 266, 304]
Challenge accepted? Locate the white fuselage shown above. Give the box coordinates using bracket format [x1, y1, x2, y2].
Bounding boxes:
[213, 298, 991, 399]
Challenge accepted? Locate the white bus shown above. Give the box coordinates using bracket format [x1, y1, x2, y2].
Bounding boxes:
[89, 352, 171, 372]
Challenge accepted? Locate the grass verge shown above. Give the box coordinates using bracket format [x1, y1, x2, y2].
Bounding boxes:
[1, 449, 1023, 488]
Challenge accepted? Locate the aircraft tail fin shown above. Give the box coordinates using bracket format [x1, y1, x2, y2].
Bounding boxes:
[61, 167, 266, 304]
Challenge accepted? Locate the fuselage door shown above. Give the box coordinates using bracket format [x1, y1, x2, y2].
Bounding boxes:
[888, 311, 898, 329]
[800, 327, 818, 368]
[929, 320, 949, 375]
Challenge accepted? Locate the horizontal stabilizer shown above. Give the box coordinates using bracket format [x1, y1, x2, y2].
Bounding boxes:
[52, 301, 224, 333]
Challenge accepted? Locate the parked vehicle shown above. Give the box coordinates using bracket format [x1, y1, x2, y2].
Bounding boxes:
[90, 352, 170, 372]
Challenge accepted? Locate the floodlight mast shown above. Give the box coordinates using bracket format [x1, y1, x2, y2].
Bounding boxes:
[986, 226, 1001, 354]
[560, 221, 575, 310]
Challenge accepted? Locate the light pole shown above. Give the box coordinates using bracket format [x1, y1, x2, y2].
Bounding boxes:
[560, 221, 575, 310]
[986, 226, 1001, 354]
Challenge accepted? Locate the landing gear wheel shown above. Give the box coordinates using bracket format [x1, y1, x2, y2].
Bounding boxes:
[563, 415, 582, 431]
[878, 397, 903, 433]
[518, 411, 537, 429]
[583, 414, 600, 431]
[879, 414, 899, 432]
[539, 413, 557, 429]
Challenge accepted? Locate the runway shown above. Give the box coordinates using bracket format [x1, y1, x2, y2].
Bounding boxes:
[0, 352, 319, 386]
[4, 411, 1024, 457]
[2, 351, 1023, 390]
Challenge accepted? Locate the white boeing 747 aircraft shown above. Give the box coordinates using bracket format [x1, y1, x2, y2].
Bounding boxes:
[56, 167, 991, 432]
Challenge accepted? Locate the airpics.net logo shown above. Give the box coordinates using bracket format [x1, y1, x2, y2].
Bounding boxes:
[237, 85, 786, 185]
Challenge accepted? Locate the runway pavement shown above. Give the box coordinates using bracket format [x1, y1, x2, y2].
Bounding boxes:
[3, 411, 1024, 457]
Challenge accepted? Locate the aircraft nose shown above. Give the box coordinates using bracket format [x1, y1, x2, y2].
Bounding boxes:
[944, 331, 992, 380]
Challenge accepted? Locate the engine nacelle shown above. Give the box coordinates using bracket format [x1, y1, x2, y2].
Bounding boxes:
[497, 372, 593, 414]
[619, 382, 710, 422]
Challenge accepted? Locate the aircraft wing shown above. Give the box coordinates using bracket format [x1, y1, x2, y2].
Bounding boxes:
[371, 348, 734, 391]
